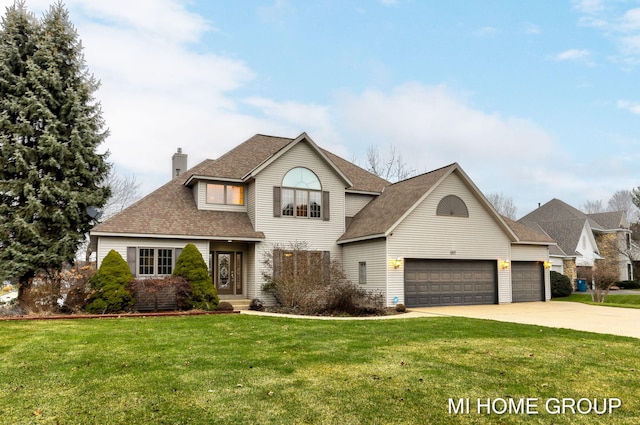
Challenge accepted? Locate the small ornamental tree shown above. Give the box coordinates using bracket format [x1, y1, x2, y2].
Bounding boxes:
[173, 244, 218, 311]
[85, 250, 133, 313]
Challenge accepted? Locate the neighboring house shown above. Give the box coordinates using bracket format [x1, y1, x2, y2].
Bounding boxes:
[91, 133, 555, 308]
[519, 199, 633, 284]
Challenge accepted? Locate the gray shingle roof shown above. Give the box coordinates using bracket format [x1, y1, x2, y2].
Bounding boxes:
[501, 216, 556, 244]
[338, 164, 455, 243]
[587, 211, 626, 230]
[92, 133, 388, 239]
[519, 218, 585, 256]
[91, 159, 265, 239]
[93, 133, 555, 245]
[518, 198, 628, 258]
[519, 198, 603, 230]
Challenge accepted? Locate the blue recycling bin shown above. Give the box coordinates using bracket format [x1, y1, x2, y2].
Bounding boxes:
[576, 279, 587, 292]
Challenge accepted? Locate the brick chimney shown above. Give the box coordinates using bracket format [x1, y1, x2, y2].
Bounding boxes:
[172, 148, 187, 178]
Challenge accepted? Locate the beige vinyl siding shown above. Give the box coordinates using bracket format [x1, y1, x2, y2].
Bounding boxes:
[252, 141, 347, 303]
[196, 182, 247, 212]
[192, 184, 199, 208]
[96, 237, 209, 271]
[246, 246, 257, 300]
[247, 181, 256, 228]
[342, 239, 387, 301]
[511, 245, 548, 262]
[387, 171, 513, 304]
[345, 193, 376, 217]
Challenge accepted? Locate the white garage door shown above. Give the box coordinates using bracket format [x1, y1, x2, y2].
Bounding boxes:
[404, 259, 497, 307]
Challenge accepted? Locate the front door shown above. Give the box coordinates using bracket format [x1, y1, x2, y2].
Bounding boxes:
[215, 252, 243, 295]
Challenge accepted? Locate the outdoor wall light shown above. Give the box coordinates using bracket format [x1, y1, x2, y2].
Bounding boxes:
[391, 257, 403, 269]
[543, 261, 552, 270]
[500, 259, 510, 270]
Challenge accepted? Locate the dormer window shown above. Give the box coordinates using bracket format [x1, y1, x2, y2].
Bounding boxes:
[207, 183, 244, 205]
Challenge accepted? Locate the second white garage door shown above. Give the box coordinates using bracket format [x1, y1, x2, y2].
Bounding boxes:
[404, 259, 498, 307]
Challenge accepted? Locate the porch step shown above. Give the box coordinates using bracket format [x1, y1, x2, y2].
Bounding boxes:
[219, 298, 252, 311]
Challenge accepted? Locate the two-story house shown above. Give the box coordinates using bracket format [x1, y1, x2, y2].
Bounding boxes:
[519, 199, 633, 284]
[91, 133, 555, 307]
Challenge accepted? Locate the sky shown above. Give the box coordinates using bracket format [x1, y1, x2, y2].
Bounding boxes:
[3, 0, 640, 218]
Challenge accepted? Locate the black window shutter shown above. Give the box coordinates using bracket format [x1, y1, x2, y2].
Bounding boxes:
[322, 191, 330, 221]
[273, 186, 281, 217]
[126, 247, 136, 276]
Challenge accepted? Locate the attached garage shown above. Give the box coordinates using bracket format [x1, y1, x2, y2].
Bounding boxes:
[404, 259, 498, 307]
[511, 261, 544, 302]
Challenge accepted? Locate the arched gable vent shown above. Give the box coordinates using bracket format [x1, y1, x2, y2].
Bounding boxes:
[436, 195, 469, 217]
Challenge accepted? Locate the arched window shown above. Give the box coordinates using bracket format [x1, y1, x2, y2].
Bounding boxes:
[436, 195, 469, 217]
[280, 168, 323, 218]
[282, 167, 321, 190]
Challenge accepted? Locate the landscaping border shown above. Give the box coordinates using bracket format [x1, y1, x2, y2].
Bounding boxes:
[0, 310, 239, 321]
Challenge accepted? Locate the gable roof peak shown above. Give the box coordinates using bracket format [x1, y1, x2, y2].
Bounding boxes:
[519, 198, 590, 223]
[390, 162, 459, 186]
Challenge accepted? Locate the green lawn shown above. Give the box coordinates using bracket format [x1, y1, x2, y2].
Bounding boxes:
[554, 293, 640, 309]
[0, 314, 638, 424]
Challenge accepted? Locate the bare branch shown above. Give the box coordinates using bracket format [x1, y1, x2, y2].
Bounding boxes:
[485, 192, 517, 220]
[365, 145, 416, 182]
[582, 200, 604, 214]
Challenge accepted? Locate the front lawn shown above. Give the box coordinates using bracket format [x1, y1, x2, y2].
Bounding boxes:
[0, 314, 638, 424]
[554, 294, 640, 309]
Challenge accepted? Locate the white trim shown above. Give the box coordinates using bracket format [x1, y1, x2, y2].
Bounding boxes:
[244, 133, 354, 188]
[92, 231, 264, 242]
[345, 189, 383, 196]
[337, 234, 387, 245]
[184, 175, 244, 186]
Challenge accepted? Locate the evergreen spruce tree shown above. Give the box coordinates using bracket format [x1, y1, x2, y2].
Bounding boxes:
[0, 1, 110, 305]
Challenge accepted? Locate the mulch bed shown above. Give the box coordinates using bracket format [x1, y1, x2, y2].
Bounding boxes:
[0, 310, 239, 321]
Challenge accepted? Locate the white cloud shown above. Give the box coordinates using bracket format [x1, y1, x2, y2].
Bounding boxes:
[473, 26, 499, 37]
[553, 48, 591, 61]
[617, 99, 640, 115]
[572, 0, 606, 15]
[332, 83, 558, 207]
[521, 22, 541, 35]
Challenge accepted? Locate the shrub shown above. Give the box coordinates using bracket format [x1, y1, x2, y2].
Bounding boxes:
[395, 303, 407, 313]
[550, 271, 573, 298]
[216, 301, 234, 311]
[261, 242, 384, 316]
[173, 244, 219, 311]
[617, 280, 640, 289]
[249, 298, 264, 311]
[85, 250, 133, 314]
[61, 265, 96, 313]
[128, 276, 191, 311]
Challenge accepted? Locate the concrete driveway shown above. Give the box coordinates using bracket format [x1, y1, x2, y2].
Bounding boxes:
[410, 301, 640, 339]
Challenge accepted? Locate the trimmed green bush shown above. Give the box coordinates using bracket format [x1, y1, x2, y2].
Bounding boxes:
[85, 250, 133, 313]
[216, 301, 234, 311]
[617, 280, 640, 289]
[173, 244, 219, 311]
[550, 270, 573, 298]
